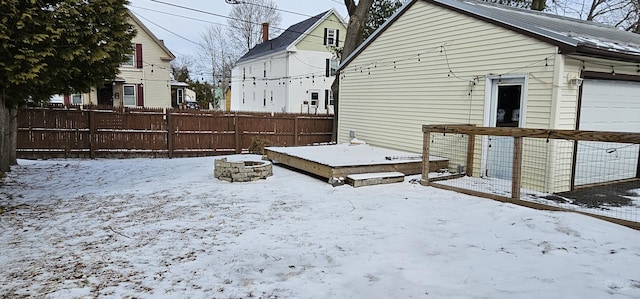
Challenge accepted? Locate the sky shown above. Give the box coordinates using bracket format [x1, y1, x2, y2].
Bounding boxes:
[1, 150, 639, 297]
[127, 0, 350, 59]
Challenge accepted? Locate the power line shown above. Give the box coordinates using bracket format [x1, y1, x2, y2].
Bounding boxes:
[148, 0, 339, 42]
[230, 0, 347, 25]
[129, 5, 242, 30]
[131, 11, 201, 47]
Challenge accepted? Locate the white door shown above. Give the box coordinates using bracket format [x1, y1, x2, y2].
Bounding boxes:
[483, 78, 525, 179]
[575, 79, 640, 186]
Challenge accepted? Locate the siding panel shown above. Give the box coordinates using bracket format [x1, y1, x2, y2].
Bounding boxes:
[338, 1, 558, 154]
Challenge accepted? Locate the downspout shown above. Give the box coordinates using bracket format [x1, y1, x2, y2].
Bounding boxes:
[544, 51, 565, 193]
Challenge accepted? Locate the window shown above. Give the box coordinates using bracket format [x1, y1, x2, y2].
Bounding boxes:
[177, 89, 184, 104]
[243, 67, 246, 80]
[242, 92, 245, 104]
[324, 28, 338, 46]
[71, 94, 82, 105]
[263, 90, 266, 106]
[310, 92, 319, 106]
[326, 59, 338, 77]
[123, 85, 136, 106]
[122, 53, 134, 67]
[263, 62, 267, 78]
[270, 91, 273, 102]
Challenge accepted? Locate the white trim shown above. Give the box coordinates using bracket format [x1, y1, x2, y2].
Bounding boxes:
[481, 74, 528, 177]
[483, 74, 528, 127]
[123, 84, 136, 107]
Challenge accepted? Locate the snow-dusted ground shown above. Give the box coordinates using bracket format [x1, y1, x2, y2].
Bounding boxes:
[436, 176, 640, 223]
[1, 156, 640, 298]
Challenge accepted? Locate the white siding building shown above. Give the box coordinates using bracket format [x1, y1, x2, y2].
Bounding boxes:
[231, 9, 346, 114]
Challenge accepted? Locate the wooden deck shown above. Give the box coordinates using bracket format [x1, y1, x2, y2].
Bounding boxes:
[265, 144, 448, 181]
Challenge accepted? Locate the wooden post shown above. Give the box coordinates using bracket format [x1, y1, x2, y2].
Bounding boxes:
[421, 130, 431, 186]
[167, 110, 173, 158]
[512, 136, 523, 200]
[234, 113, 241, 154]
[89, 109, 96, 159]
[294, 116, 299, 146]
[466, 133, 475, 176]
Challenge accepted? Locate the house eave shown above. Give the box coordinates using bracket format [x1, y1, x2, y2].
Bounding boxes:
[572, 45, 640, 64]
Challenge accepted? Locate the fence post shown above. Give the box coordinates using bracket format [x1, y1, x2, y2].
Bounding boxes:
[294, 116, 299, 146]
[89, 109, 96, 159]
[234, 113, 241, 154]
[512, 136, 523, 200]
[421, 129, 431, 186]
[466, 133, 475, 176]
[167, 109, 173, 158]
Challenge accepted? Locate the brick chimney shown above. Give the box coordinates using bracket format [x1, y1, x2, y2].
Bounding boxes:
[262, 22, 269, 43]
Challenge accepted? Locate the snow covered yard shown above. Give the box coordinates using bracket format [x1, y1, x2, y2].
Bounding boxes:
[1, 156, 639, 298]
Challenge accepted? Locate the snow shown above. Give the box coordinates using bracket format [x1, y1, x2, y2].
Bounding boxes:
[436, 175, 640, 223]
[266, 143, 444, 167]
[1, 156, 640, 298]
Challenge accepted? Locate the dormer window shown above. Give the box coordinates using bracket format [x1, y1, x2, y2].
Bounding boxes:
[324, 28, 339, 46]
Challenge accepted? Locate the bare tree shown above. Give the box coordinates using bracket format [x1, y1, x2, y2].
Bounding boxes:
[196, 25, 238, 85]
[227, 0, 283, 53]
[544, 0, 639, 32]
[332, 0, 376, 140]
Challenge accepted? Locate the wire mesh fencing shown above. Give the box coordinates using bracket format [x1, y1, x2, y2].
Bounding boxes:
[422, 125, 640, 229]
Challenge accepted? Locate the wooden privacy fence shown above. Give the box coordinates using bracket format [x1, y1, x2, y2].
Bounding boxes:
[421, 124, 640, 229]
[17, 107, 333, 159]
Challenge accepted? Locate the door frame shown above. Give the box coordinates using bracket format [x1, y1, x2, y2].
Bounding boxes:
[480, 75, 528, 177]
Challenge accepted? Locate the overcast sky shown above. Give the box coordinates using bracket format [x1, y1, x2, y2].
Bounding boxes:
[127, 0, 350, 59]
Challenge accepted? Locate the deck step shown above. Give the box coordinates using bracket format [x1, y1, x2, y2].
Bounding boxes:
[346, 172, 405, 188]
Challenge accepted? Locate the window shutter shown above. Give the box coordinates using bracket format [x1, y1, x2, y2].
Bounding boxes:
[63, 95, 70, 105]
[137, 84, 144, 106]
[324, 90, 329, 109]
[135, 44, 143, 69]
[323, 28, 327, 45]
[325, 59, 330, 77]
[336, 30, 340, 47]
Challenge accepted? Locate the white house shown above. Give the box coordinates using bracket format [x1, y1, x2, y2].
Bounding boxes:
[337, 0, 640, 192]
[230, 9, 347, 114]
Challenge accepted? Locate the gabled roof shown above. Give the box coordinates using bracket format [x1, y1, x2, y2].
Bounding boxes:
[237, 9, 344, 63]
[340, 0, 640, 69]
[127, 10, 176, 61]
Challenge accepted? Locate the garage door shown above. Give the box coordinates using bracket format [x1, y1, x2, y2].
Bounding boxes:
[575, 79, 640, 186]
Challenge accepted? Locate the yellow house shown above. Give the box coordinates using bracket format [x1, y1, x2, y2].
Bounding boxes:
[338, 0, 640, 193]
[63, 10, 175, 108]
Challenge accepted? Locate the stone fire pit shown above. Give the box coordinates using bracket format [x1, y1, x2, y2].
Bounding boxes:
[214, 158, 273, 182]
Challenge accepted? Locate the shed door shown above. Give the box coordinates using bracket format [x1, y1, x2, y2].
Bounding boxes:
[575, 79, 640, 186]
[483, 78, 525, 179]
